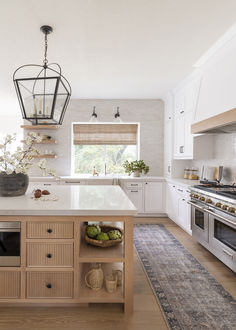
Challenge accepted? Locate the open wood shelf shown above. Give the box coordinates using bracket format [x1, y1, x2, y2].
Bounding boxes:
[79, 238, 124, 262]
[21, 140, 58, 144]
[21, 125, 60, 129]
[32, 154, 57, 159]
[78, 263, 124, 303]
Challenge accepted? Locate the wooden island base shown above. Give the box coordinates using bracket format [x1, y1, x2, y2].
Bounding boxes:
[0, 216, 133, 314]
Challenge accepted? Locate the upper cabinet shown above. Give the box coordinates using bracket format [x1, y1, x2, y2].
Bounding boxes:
[173, 78, 200, 159]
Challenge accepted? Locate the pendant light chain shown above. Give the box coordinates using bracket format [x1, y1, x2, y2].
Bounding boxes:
[43, 32, 48, 66]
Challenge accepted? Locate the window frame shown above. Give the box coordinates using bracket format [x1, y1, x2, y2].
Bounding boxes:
[71, 122, 140, 175]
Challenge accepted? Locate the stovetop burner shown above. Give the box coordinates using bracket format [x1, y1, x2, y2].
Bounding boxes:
[193, 184, 236, 199]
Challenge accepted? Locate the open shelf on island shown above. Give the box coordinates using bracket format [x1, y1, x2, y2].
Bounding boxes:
[21, 125, 60, 129]
[79, 223, 124, 262]
[78, 263, 124, 303]
[21, 140, 58, 144]
[79, 237, 124, 262]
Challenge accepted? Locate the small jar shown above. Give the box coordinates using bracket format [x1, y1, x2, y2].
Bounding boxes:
[184, 168, 190, 179]
[188, 169, 198, 180]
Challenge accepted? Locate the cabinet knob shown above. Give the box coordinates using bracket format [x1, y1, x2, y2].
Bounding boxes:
[145, 182, 148, 185]
[47, 228, 53, 233]
[46, 283, 52, 289]
[47, 253, 52, 259]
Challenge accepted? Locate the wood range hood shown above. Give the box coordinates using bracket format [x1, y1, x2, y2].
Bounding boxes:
[191, 108, 236, 134]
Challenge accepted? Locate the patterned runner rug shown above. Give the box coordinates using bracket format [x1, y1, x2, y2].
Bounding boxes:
[134, 224, 236, 330]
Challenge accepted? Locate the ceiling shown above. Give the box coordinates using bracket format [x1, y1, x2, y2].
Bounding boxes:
[1, 0, 236, 115]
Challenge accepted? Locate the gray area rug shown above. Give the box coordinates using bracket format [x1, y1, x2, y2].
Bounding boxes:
[134, 224, 236, 330]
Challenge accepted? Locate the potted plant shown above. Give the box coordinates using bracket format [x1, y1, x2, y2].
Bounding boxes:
[123, 160, 149, 177]
[0, 132, 57, 197]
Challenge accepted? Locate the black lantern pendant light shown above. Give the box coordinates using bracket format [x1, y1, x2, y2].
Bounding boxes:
[13, 25, 72, 125]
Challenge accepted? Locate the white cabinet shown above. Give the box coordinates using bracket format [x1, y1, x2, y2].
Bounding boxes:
[163, 92, 173, 177]
[173, 78, 200, 159]
[120, 179, 165, 215]
[166, 182, 191, 234]
[164, 120, 172, 177]
[144, 182, 163, 213]
[125, 188, 144, 214]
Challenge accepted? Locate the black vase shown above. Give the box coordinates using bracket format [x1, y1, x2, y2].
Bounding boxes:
[0, 172, 29, 197]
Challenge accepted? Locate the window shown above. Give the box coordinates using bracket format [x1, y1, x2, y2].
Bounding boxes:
[73, 123, 138, 175]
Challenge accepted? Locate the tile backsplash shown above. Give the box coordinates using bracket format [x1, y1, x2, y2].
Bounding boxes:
[191, 132, 236, 184]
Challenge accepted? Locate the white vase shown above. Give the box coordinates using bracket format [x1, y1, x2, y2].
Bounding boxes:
[132, 170, 141, 177]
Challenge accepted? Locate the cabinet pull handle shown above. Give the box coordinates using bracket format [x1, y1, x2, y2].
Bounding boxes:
[178, 189, 183, 192]
[47, 228, 53, 233]
[180, 110, 184, 114]
[43, 183, 51, 186]
[46, 283, 52, 289]
[131, 184, 138, 186]
[222, 249, 233, 259]
[168, 165, 171, 173]
[131, 190, 138, 193]
[47, 253, 52, 259]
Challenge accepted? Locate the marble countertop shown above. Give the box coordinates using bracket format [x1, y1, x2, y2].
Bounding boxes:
[165, 177, 199, 187]
[0, 184, 137, 216]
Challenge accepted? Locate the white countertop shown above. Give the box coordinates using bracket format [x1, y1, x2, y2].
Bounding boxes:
[165, 177, 199, 187]
[0, 185, 137, 216]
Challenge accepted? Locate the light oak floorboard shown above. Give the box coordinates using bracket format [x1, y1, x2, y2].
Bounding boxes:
[0, 216, 235, 330]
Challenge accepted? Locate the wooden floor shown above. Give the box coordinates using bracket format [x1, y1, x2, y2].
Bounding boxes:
[0, 217, 235, 330]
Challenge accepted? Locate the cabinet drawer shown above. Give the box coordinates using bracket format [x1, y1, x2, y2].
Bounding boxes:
[27, 243, 73, 267]
[27, 272, 73, 298]
[27, 222, 74, 239]
[0, 271, 20, 298]
[125, 182, 143, 188]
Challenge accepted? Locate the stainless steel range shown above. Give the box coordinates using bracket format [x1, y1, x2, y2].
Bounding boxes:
[189, 184, 236, 272]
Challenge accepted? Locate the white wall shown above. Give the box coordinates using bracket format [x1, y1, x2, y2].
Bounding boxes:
[29, 99, 164, 176]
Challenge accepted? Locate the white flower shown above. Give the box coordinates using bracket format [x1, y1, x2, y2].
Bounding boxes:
[6, 168, 13, 175]
[36, 136, 42, 143]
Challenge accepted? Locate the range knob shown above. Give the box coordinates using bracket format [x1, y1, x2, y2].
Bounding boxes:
[206, 198, 213, 204]
[215, 202, 222, 208]
[199, 196, 205, 201]
[193, 194, 199, 199]
[222, 205, 228, 211]
[228, 207, 236, 213]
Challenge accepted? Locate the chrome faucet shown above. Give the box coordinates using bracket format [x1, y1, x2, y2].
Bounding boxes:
[104, 163, 107, 176]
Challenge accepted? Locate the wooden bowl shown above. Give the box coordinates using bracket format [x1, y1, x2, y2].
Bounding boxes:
[85, 225, 123, 248]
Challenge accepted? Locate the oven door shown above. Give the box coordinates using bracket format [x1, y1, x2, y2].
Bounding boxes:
[190, 201, 209, 245]
[208, 209, 236, 272]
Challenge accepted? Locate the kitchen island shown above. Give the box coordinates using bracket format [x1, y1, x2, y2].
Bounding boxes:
[0, 185, 136, 313]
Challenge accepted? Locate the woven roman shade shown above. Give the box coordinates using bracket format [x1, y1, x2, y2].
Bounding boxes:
[73, 124, 138, 145]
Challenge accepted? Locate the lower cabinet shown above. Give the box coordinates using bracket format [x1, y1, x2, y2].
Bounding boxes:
[125, 189, 144, 214]
[0, 216, 133, 314]
[122, 180, 165, 215]
[0, 271, 21, 298]
[144, 182, 163, 213]
[166, 182, 191, 234]
[27, 271, 73, 298]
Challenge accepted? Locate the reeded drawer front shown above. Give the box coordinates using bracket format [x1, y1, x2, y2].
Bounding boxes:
[27, 222, 74, 239]
[27, 272, 73, 298]
[0, 271, 20, 298]
[27, 243, 73, 267]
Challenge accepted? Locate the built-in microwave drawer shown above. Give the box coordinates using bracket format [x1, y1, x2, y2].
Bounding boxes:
[27, 242, 73, 267]
[27, 271, 73, 298]
[27, 222, 74, 239]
